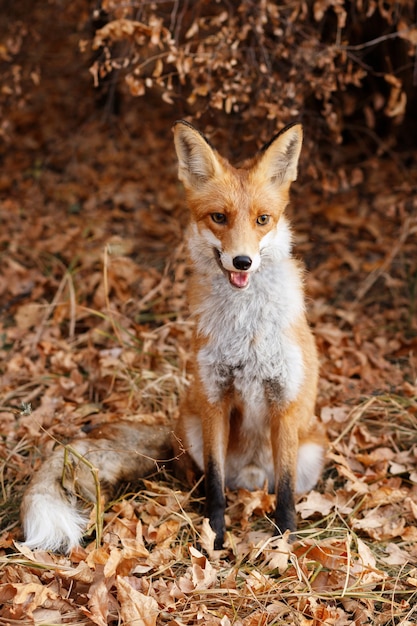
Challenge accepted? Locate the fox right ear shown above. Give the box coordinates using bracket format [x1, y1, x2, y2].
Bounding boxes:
[254, 123, 303, 187]
[173, 121, 221, 187]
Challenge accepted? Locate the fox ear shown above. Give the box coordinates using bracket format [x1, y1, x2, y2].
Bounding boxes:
[253, 123, 303, 186]
[173, 121, 221, 187]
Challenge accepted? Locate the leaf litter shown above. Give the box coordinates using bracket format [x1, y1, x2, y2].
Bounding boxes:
[1, 8, 417, 626]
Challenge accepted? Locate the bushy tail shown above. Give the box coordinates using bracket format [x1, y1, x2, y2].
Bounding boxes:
[21, 422, 172, 553]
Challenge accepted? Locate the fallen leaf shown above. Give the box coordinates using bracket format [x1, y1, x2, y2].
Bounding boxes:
[103, 546, 122, 578]
[261, 535, 291, 573]
[86, 569, 110, 626]
[296, 491, 335, 519]
[381, 543, 412, 566]
[116, 576, 159, 626]
[15, 303, 45, 330]
[199, 517, 217, 557]
[189, 546, 218, 589]
[33, 608, 63, 625]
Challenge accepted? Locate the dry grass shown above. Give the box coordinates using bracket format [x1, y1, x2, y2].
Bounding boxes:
[1, 299, 417, 624]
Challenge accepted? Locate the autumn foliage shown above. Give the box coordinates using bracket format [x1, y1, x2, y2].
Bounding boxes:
[87, 0, 417, 149]
[1, 1, 417, 624]
[2, 1, 417, 151]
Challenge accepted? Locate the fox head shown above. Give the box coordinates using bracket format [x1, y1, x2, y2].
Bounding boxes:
[173, 120, 302, 290]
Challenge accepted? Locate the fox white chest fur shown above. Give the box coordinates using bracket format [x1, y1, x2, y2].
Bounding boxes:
[194, 232, 305, 408]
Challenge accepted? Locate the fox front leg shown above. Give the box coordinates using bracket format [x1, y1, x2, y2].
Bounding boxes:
[201, 399, 231, 550]
[275, 469, 297, 535]
[270, 406, 299, 537]
[205, 457, 227, 549]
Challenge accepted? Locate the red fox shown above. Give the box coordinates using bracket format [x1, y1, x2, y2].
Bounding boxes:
[21, 121, 326, 552]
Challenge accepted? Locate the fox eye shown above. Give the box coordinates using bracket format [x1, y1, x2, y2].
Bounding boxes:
[211, 213, 227, 224]
[256, 215, 270, 225]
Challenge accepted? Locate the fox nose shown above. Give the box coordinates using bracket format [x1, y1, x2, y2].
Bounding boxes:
[233, 255, 252, 271]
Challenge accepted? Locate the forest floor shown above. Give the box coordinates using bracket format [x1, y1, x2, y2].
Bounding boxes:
[1, 10, 417, 626]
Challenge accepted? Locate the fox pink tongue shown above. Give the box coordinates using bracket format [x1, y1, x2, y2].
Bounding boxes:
[229, 271, 250, 289]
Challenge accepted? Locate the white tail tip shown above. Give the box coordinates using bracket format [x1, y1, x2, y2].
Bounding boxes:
[296, 442, 325, 494]
[22, 493, 88, 553]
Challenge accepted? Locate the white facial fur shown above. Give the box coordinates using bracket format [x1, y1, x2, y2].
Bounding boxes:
[187, 216, 293, 277]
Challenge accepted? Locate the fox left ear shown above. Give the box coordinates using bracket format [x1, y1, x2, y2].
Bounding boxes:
[173, 120, 222, 188]
[253, 123, 303, 186]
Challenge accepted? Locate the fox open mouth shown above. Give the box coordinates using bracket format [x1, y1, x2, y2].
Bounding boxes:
[214, 249, 250, 289]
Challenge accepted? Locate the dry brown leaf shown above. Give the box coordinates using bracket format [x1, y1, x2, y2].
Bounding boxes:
[146, 519, 180, 546]
[116, 576, 159, 626]
[14, 303, 45, 330]
[189, 546, 218, 589]
[401, 525, 417, 541]
[12, 582, 59, 618]
[261, 535, 291, 573]
[236, 488, 275, 522]
[352, 508, 406, 540]
[320, 405, 350, 424]
[244, 569, 275, 593]
[0, 583, 16, 604]
[103, 546, 123, 578]
[296, 490, 335, 519]
[32, 608, 63, 625]
[381, 543, 412, 566]
[86, 546, 111, 568]
[57, 560, 95, 584]
[362, 485, 409, 509]
[86, 571, 110, 626]
[120, 536, 149, 559]
[199, 517, 217, 557]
